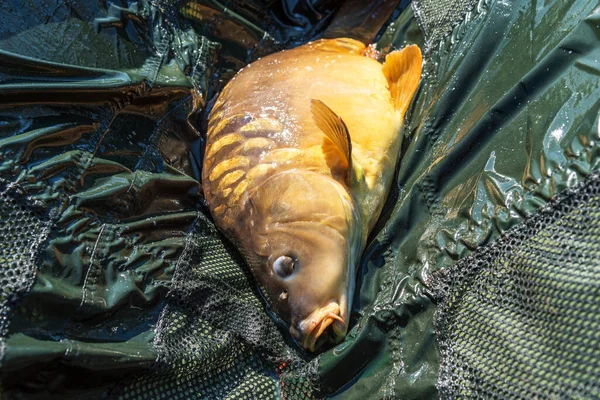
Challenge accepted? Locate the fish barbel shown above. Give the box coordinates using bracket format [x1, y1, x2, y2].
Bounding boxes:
[202, 38, 422, 352]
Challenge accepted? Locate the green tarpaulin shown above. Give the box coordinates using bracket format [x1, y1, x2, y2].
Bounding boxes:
[0, 0, 599, 398]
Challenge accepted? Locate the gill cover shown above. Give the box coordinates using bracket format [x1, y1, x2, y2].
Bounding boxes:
[246, 170, 356, 327]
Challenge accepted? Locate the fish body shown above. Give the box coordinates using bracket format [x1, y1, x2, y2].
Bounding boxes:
[202, 38, 422, 351]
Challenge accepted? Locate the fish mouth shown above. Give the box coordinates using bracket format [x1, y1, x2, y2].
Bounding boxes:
[291, 302, 347, 352]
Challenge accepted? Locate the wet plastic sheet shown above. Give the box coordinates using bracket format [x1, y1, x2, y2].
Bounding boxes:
[0, 0, 256, 397]
[0, 3, 208, 397]
[359, 0, 600, 398]
[0, 1, 336, 398]
[1, 0, 600, 399]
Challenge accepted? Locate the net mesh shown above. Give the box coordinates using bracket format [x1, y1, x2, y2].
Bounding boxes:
[0, 1, 340, 398]
[0, 179, 50, 361]
[108, 213, 319, 400]
[2, 1, 599, 399]
[411, 0, 479, 50]
[431, 172, 600, 399]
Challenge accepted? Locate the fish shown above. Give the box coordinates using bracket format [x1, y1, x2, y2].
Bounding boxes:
[202, 38, 422, 352]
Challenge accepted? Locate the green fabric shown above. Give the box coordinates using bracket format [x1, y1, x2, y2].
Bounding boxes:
[1, 0, 599, 398]
[432, 170, 600, 399]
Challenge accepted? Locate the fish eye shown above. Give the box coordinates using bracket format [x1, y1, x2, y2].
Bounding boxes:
[273, 255, 295, 278]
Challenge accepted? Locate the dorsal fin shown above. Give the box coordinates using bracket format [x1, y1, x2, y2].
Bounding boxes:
[309, 38, 366, 55]
[310, 99, 352, 182]
[382, 44, 423, 119]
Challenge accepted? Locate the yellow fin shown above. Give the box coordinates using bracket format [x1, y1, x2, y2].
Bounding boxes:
[382, 44, 423, 119]
[310, 38, 366, 55]
[311, 99, 352, 183]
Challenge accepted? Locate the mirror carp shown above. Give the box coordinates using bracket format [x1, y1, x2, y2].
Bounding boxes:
[203, 38, 422, 351]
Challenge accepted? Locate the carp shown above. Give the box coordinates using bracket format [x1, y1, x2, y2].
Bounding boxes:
[202, 38, 422, 352]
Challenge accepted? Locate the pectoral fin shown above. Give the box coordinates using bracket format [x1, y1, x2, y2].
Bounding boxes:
[382, 44, 423, 119]
[311, 99, 353, 182]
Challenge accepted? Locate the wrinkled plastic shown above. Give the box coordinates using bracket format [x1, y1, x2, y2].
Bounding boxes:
[318, 0, 600, 398]
[1, 0, 600, 399]
[0, 1, 341, 397]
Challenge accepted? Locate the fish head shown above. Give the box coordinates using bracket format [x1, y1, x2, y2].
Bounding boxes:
[264, 219, 351, 352]
[246, 170, 361, 352]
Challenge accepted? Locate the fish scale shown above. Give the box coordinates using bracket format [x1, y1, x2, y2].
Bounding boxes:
[203, 38, 422, 351]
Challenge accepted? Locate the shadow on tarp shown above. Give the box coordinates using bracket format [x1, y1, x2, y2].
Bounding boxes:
[0, 0, 599, 399]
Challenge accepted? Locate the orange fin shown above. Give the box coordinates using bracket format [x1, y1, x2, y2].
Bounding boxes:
[382, 44, 423, 119]
[311, 99, 352, 182]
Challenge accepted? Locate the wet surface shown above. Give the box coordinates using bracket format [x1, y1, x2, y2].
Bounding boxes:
[0, 0, 599, 399]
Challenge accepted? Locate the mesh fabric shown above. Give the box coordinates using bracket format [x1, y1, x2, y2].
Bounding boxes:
[0, 179, 51, 361]
[432, 172, 600, 399]
[108, 214, 320, 400]
[411, 0, 479, 50]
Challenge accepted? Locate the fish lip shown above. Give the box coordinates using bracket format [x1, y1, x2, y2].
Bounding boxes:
[290, 301, 348, 352]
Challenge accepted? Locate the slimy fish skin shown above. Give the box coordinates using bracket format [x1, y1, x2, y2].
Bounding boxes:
[202, 38, 422, 352]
